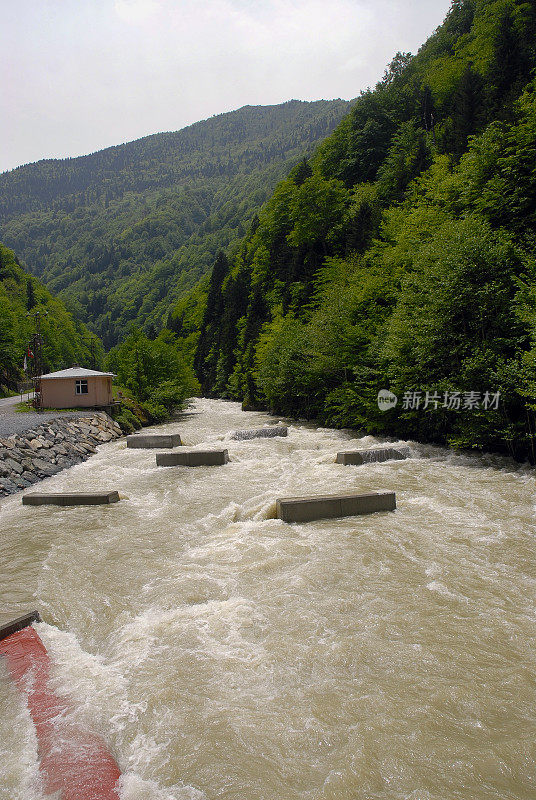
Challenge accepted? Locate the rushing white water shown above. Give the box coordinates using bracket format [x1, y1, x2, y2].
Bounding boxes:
[1, 398, 535, 800]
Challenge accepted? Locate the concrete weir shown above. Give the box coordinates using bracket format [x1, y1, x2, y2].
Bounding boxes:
[0, 617, 122, 799]
[231, 426, 288, 440]
[127, 434, 182, 448]
[336, 447, 407, 465]
[156, 449, 229, 467]
[0, 611, 41, 641]
[22, 491, 120, 506]
[276, 490, 396, 523]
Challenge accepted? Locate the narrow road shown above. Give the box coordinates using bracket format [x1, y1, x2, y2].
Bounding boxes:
[0, 394, 33, 411]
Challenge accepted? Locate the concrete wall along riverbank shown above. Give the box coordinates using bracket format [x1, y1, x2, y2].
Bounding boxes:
[0, 412, 122, 497]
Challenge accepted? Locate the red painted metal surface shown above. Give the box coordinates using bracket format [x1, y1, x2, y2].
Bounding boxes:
[0, 625, 121, 800]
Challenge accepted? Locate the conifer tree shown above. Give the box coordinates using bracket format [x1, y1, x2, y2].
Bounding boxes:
[487, 7, 524, 118]
[194, 251, 229, 391]
[26, 279, 36, 310]
[0, 305, 17, 392]
[421, 85, 436, 136]
[448, 66, 485, 157]
[292, 158, 313, 186]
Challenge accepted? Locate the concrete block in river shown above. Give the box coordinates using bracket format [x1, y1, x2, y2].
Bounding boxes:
[156, 449, 229, 467]
[127, 434, 182, 448]
[22, 491, 120, 506]
[276, 490, 396, 523]
[0, 611, 41, 641]
[241, 401, 268, 412]
[231, 426, 288, 440]
[335, 447, 407, 465]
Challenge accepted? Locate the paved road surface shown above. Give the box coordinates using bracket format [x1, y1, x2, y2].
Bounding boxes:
[0, 394, 33, 410]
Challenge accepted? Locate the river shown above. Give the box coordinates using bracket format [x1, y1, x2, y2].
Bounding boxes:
[1, 398, 535, 800]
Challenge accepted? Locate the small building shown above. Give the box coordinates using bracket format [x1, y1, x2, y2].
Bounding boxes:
[38, 368, 115, 409]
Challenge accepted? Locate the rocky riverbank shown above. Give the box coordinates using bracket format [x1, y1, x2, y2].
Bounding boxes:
[0, 412, 122, 497]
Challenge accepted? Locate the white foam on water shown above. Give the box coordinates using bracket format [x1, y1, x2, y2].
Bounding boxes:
[425, 580, 469, 603]
[0, 661, 46, 800]
[118, 773, 205, 800]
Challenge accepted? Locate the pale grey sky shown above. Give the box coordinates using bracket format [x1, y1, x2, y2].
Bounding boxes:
[1, 0, 452, 173]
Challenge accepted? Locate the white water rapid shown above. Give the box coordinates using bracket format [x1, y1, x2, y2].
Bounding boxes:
[1, 399, 535, 800]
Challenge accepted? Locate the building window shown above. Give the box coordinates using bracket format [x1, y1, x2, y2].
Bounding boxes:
[75, 380, 88, 394]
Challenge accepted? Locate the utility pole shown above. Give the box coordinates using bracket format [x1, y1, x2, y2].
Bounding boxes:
[90, 338, 96, 370]
[26, 309, 48, 409]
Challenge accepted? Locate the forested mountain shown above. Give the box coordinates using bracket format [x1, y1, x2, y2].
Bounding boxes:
[0, 243, 102, 395]
[189, 0, 536, 461]
[0, 100, 351, 347]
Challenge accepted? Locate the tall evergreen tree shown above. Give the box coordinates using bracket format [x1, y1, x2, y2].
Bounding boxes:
[194, 251, 229, 391]
[487, 7, 525, 117]
[26, 278, 36, 310]
[292, 158, 313, 186]
[421, 85, 436, 136]
[446, 66, 485, 158]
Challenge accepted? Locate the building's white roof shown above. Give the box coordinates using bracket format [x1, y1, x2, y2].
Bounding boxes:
[40, 368, 115, 380]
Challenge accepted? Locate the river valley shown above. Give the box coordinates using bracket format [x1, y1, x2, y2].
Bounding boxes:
[1, 398, 535, 800]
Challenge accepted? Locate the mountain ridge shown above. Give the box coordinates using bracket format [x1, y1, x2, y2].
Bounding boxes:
[2, 99, 352, 178]
[0, 99, 352, 346]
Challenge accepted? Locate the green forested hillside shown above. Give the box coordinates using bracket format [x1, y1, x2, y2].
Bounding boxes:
[190, 0, 536, 460]
[0, 243, 103, 395]
[0, 100, 351, 347]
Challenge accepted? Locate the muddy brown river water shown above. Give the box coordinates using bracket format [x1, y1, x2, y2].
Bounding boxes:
[1, 399, 535, 800]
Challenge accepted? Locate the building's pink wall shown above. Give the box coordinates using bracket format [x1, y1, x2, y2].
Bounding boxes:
[40, 377, 113, 408]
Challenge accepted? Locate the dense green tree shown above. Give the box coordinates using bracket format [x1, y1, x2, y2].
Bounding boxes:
[334, 90, 399, 187]
[254, 313, 311, 415]
[0, 304, 18, 389]
[26, 278, 36, 310]
[421, 84, 436, 136]
[377, 120, 432, 201]
[0, 243, 103, 395]
[194, 251, 230, 393]
[105, 328, 199, 418]
[287, 175, 350, 254]
[291, 158, 313, 186]
[486, 5, 527, 116]
[442, 66, 486, 157]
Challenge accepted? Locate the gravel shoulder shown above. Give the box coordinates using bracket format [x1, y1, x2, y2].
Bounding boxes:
[0, 407, 93, 438]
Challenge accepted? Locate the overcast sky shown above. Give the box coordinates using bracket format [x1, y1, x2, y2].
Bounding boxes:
[1, 0, 452, 174]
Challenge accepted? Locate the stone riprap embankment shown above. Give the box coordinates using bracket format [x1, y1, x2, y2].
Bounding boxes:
[0, 412, 122, 498]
